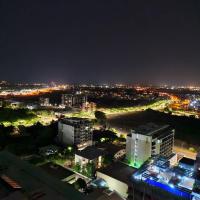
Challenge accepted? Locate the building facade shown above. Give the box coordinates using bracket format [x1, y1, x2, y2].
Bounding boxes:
[61, 94, 87, 108]
[58, 118, 93, 149]
[39, 97, 50, 107]
[126, 123, 174, 168]
[75, 146, 104, 169]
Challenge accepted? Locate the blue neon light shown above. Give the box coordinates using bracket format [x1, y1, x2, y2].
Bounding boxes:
[145, 179, 191, 199]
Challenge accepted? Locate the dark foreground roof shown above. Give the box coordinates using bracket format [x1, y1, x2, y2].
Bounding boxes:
[97, 162, 135, 185]
[40, 162, 74, 180]
[76, 146, 104, 160]
[0, 151, 85, 200]
[179, 157, 195, 166]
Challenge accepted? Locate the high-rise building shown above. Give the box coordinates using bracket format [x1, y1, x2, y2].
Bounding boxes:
[126, 123, 174, 168]
[61, 94, 87, 108]
[58, 117, 93, 149]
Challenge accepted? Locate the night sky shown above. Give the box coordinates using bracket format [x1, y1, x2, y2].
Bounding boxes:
[1, 1, 200, 85]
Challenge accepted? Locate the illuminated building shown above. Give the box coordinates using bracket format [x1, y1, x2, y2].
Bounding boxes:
[58, 117, 93, 149]
[96, 162, 135, 198]
[61, 94, 87, 108]
[75, 146, 104, 169]
[132, 155, 200, 200]
[189, 100, 200, 111]
[39, 97, 50, 106]
[126, 123, 175, 168]
[82, 102, 96, 112]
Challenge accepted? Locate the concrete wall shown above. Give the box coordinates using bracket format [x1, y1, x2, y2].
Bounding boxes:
[96, 171, 128, 198]
[58, 122, 74, 145]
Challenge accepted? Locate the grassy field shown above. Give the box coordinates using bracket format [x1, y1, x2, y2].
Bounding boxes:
[100, 100, 170, 115]
[65, 100, 170, 119]
[107, 109, 200, 146]
[0, 108, 55, 127]
[0, 100, 169, 127]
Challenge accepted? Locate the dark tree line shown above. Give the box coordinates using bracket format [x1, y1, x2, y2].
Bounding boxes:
[0, 122, 58, 155]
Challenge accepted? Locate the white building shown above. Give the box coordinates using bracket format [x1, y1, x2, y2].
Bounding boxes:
[96, 162, 135, 198]
[126, 123, 175, 168]
[75, 146, 104, 169]
[58, 118, 93, 149]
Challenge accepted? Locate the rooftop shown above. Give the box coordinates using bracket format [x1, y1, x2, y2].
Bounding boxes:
[40, 162, 75, 180]
[97, 162, 135, 185]
[76, 146, 104, 160]
[96, 143, 125, 157]
[88, 189, 124, 200]
[0, 151, 85, 200]
[132, 123, 172, 137]
[133, 156, 196, 198]
[179, 157, 195, 166]
[60, 117, 92, 126]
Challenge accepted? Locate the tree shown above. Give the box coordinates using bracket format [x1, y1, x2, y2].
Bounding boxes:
[74, 162, 81, 172]
[93, 130, 118, 143]
[63, 145, 74, 159]
[0, 124, 14, 148]
[102, 154, 113, 166]
[64, 145, 73, 154]
[74, 178, 87, 191]
[94, 111, 107, 126]
[84, 162, 95, 178]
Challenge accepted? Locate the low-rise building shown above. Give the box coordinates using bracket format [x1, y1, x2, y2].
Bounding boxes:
[97, 143, 125, 161]
[75, 146, 104, 169]
[96, 162, 135, 198]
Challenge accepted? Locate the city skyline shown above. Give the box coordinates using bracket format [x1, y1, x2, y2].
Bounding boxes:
[1, 2, 200, 200]
[1, 1, 200, 85]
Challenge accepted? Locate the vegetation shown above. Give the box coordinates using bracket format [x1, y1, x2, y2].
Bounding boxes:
[0, 121, 58, 155]
[73, 162, 95, 178]
[94, 111, 107, 127]
[0, 108, 55, 127]
[0, 108, 38, 126]
[100, 100, 169, 115]
[108, 109, 200, 146]
[74, 178, 87, 191]
[65, 100, 169, 119]
[74, 163, 81, 172]
[102, 154, 113, 167]
[93, 130, 118, 143]
[83, 162, 95, 178]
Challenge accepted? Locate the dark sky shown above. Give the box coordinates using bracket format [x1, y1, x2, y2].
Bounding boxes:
[1, 0, 200, 85]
